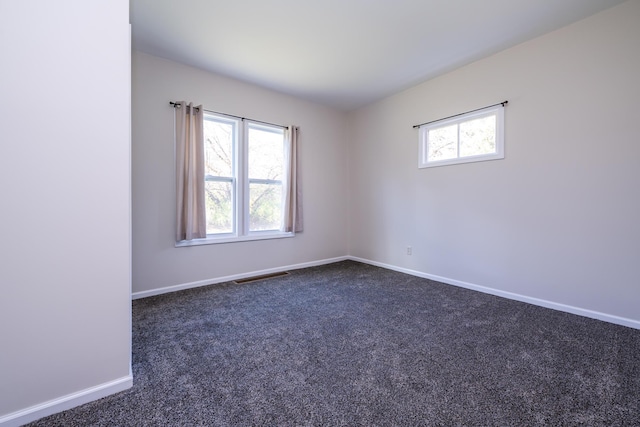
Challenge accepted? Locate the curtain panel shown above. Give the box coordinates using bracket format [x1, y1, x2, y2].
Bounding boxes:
[283, 126, 303, 233]
[175, 101, 206, 241]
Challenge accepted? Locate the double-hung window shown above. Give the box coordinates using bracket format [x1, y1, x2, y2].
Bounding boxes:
[174, 100, 300, 246]
[419, 104, 504, 168]
[201, 112, 289, 243]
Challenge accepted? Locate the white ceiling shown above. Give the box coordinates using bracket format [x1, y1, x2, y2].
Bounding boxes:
[130, 0, 626, 111]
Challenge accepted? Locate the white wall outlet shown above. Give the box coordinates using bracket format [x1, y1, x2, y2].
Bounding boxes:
[407, 246, 412, 255]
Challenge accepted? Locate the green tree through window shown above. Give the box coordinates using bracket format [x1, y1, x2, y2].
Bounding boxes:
[203, 113, 286, 236]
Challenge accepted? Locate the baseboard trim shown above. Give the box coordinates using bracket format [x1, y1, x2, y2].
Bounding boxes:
[132, 256, 350, 300]
[131, 254, 639, 329]
[349, 256, 640, 330]
[0, 375, 132, 427]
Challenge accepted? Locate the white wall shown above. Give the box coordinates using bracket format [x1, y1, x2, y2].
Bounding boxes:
[0, 1, 131, 425]
[348, 1, 640, 326]
[132, 52, 349, 295]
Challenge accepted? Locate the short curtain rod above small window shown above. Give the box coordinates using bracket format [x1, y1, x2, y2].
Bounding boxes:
[412, 101, 508, 129]
[169, 101, 287, 129]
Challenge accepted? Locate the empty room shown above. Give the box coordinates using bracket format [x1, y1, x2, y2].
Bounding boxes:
[1, 0, 639, 426]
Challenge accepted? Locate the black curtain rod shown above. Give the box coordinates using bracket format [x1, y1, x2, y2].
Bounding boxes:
[412, 100, 508, 129]
[170, 101, 287, 129]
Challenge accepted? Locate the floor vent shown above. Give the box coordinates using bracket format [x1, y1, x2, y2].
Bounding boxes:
[234, 271, 290, 284]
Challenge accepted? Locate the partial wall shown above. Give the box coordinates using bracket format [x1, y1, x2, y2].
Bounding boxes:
[0, 1, 131, 424]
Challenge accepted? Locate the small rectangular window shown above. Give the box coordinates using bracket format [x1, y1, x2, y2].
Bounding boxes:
[419, 104, 504, 168]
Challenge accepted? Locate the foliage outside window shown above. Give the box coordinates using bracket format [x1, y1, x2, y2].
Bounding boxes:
[204, 112, 287, 240]
[419, 105, 504, 168]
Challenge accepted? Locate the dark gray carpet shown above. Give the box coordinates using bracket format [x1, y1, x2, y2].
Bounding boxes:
[27, 260, 640, 426]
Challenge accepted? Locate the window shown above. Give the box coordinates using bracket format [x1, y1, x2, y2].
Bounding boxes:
[202, 112, 289, 242]
[419, 104, 504, 168]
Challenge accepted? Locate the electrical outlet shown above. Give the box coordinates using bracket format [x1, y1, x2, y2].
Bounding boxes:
[407, 246, 412, 255]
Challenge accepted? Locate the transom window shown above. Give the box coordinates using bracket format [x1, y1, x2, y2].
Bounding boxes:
[204, 112, 286, 238]
[419, 104, 504, 168]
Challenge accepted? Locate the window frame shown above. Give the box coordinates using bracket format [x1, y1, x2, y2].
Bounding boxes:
[176, 112, 293, 247]
[418, 104, 504, 168]
[203, 113, 239, 237]
[244, 121, 286, 236]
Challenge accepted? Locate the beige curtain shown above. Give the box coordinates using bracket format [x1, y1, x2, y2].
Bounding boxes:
[175, 101, 206, 241]
[283, 126, 303, 233]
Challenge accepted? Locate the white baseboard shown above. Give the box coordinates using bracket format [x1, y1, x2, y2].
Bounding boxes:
[132, 256, 350, 300]
[0, 375, 132, 427]
[132, 254, 640, 329]
[349, 256, 640, 330]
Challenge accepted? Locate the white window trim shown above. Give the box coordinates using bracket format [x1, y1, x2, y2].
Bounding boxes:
[418, 104, 504, 168]
[240, 121, 287, 239]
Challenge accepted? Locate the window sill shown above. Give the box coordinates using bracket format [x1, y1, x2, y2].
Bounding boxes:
[175, 231, 294, 247]
[419, 152, 504, 168]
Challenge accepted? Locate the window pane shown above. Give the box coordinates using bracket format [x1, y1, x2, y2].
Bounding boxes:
[205, 180, 233, 234]
[428, 124, 458, 161]
[248, 125, 284, 180]
[204, 118, 233, 178]
[204, 115, 236, 235]
[459, 115, 496, 158]
[249, 182, 282, 231]
[248, 123, 285, 232]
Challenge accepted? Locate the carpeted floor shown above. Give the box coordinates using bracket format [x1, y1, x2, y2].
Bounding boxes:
[27, 260, 640, 426]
